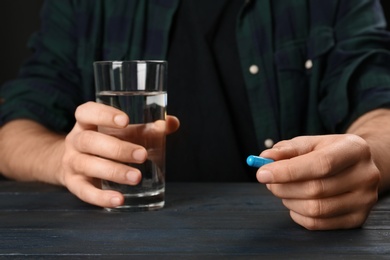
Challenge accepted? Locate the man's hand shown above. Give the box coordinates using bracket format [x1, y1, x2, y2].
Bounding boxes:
[60, 102, 179, 208]
[257, 134, 380, 230]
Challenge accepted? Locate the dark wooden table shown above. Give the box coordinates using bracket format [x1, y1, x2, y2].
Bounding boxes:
[0, 181, 389, 258]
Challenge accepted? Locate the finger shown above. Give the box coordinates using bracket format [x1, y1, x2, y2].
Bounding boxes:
[261, 135, 367, 162]
[100, 120, 168, 143]
[166, 115, 180, 134]
[69, 153, 142, 185]
[66, 176, 125, 208]
[260, 136, 314, 161]
[257, 135, 369, 183]
[100, 116, 180, 143]
[289, 210, 370, 230]
[281, 189, 377, 219]
[75, 102, 129, 129]
[266, 163, 374, 199]
[72, 130, 147, 163]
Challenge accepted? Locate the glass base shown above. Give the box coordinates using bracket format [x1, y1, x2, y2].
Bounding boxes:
[104, 188, 165, 212]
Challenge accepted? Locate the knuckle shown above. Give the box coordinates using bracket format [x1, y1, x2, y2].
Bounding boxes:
[72, 155, 88, 174]
[302, 218, 319, 231]
[61, 154, 86, 186]
[366, 164, 381, 186]
[105, 164, 121, 181]
[317, 152, 332, 176]
[75, 102, 91, 119]
[74, 106, 83, 119]
[362, 189, 379, 209]
[113, 143, 125, 161]
[290, 211, 320, 230]
[347, 212, 368, 228]
[305, 180, 325, 198]
[306, 200, 323, 218]
[346, 134, 370, 158]
[367, 174, 381, 191]
[284, 164, 297, 182]
[77, 131, 95, 152]
[274, 139, 291, 148]
[274, 139, 297, 153]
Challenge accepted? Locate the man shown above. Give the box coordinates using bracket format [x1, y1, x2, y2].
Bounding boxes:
[1, 0, 390, 230]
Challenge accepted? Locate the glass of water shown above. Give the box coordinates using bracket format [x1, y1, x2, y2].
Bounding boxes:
[93, 60, 168, 211]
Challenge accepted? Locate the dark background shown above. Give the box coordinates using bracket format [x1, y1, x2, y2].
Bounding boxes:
[0, 0, 389, 86]
[0, 0, 43, 85]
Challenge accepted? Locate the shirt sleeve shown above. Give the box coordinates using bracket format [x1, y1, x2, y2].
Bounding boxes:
[0, 0, 85, 133]
[319, 0, 390, 133]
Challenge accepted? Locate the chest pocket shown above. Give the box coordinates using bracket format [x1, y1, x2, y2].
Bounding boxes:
[274, 26, 334, 73]
[273, 26, 335, 138]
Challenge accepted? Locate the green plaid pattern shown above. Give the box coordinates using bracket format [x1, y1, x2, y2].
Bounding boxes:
[1, 0, 390, 148]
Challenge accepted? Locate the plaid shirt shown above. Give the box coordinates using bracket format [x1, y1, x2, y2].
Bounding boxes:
[1, 0, 390, 148]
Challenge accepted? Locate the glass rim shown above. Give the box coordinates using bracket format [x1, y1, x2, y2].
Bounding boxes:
[93, 60, 167, 65]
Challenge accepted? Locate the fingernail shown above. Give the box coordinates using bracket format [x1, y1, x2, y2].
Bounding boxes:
[114, 114, 128, 126]
[257, 170, 274, 183]
[126, 171, 140, 184]
[132, 149, 146, 161]
[110, 196, 121, 206]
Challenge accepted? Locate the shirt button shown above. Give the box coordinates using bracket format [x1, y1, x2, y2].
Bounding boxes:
[249, 65, 259, 74]
[264, 138, 274, 148]
[305, 59, 313, 70]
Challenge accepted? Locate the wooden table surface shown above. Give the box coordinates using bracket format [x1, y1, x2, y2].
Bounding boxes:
[0, 181, 389, 258]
